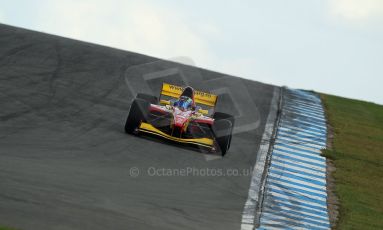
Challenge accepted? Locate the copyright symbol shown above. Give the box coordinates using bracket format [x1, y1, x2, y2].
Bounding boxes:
[129, 167, 139, 177]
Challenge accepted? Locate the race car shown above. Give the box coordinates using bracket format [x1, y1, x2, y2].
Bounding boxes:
[124, 83, 235, 155]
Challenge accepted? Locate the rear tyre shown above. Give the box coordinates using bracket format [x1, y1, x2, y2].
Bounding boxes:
[136, 93, 158, 104]
[125, 98, 150, 134]
[213, 114, 234, 156]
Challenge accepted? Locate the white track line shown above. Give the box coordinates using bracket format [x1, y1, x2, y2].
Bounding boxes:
[241, 87, 280, 230]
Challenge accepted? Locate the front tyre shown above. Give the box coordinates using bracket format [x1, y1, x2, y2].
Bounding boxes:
[125, 98, 150, 134]
[213, 118, 233, 156]
[214, 112, 235, 152]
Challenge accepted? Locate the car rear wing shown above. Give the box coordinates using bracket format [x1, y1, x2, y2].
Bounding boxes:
[159, 83, 218, 114]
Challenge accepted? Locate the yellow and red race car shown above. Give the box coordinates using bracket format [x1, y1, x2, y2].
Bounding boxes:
[124, 83, 235, 155]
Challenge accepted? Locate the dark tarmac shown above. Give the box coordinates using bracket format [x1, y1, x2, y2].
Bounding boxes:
[0, 24, 278, 230]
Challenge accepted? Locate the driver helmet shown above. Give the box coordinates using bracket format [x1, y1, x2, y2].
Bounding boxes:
[177, 96, 192, 110]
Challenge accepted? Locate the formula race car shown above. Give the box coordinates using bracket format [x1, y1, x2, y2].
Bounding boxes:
[124, 83, 235, 155]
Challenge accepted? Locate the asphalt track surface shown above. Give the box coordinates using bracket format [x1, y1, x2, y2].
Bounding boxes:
[0, 24, 278, 230]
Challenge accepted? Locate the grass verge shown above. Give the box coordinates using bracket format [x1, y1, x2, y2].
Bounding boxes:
[0, 227, 18, 230]
[321, 94, 383, 229]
